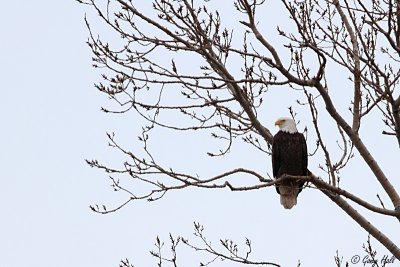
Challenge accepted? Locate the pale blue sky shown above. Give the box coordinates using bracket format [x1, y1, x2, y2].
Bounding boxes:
[0, 1, 399, 267]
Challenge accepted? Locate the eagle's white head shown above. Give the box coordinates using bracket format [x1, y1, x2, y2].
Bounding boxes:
[275, 117, 298, 134]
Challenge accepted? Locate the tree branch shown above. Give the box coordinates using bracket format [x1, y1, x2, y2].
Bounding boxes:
[333, 0, 361, 133]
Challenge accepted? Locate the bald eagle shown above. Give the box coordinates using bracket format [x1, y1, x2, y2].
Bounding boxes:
[272, 117, 308, 209]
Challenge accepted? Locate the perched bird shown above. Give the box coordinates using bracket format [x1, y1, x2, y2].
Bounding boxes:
[272, 117, 308, 209]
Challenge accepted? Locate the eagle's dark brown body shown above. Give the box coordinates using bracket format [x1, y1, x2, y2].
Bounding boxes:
[272, 131, 308, 203]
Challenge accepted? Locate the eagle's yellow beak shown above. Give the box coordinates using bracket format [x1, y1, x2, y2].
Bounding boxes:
[275, 119, 283, 126]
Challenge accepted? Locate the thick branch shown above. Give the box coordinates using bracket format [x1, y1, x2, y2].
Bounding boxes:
[333, 0, 361, 133]
[325, 192, 400, 260]
[314, 82, 400, 209]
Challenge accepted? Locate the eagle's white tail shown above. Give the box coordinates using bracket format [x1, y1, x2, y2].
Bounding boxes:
[279, 185, 299, 209]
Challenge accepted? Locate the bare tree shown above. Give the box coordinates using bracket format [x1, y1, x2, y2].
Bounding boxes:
[77, 0, 400, 265]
